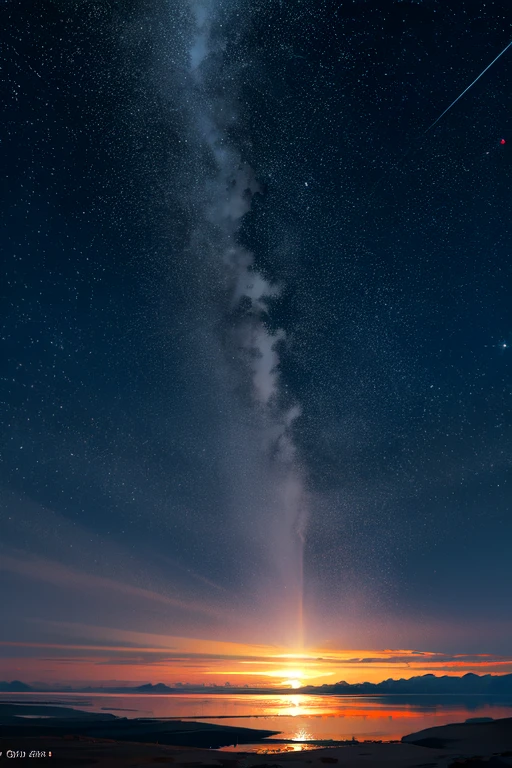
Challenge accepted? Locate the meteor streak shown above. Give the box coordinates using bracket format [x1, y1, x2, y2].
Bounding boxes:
[424, 40, 512, 134]
[369, 39, 512, 198]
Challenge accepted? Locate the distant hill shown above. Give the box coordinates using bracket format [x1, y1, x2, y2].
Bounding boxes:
[300, 673, 512, 695]
[3, 673, 512, 695]
[0, 681, 33, 692]
[134, 683, 176, 693]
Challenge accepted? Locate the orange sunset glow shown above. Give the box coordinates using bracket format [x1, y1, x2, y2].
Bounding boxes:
[3, 629, 512, 687]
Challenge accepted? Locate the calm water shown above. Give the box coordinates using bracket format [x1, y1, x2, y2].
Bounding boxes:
[4, 692, 512, 753]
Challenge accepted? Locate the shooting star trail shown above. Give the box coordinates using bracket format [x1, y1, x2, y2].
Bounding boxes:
[424, 40, 512, 134]
[369, 39, 512, 199]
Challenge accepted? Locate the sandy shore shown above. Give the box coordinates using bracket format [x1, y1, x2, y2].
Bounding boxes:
[1, 703, 511, 767]
[1, 731, 511, 767]
[0, 702, 279, 749]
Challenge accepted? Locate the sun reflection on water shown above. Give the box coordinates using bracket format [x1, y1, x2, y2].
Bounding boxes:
[276, 695, 322, 717]
[292, 727, 313, 742]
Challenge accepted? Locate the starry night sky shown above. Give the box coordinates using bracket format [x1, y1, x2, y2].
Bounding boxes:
[1, 0, 511, 683]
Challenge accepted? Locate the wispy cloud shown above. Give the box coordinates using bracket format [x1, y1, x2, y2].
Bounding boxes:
[3, 620, 512, 685]
[0, 551, 229, 620]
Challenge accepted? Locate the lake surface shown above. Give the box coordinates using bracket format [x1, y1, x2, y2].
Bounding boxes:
[3, 692, 512, 753]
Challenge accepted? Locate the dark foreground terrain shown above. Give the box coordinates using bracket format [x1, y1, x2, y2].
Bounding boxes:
[1, 702, 511, 766]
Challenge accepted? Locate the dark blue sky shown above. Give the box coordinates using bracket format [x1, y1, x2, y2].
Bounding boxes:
[1, 0, 511, 684]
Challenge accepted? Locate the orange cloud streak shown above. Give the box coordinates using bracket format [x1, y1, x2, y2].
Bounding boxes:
[2, 627, 512, 685]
